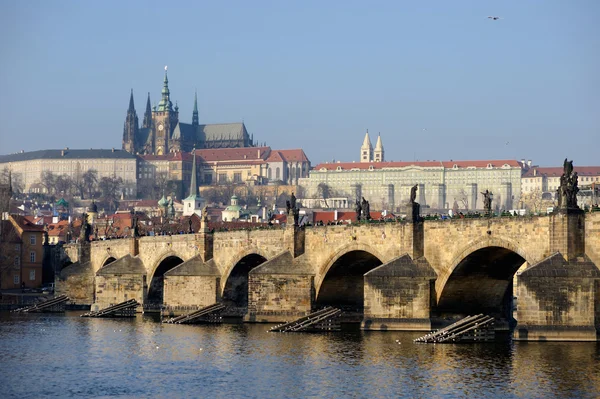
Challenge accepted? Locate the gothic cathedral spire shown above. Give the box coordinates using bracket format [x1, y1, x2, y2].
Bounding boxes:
[122, 89, 139, 153]
[143, 92, 152, 128]
[192, 90, 199, 126]
[157, 67, 172, 112]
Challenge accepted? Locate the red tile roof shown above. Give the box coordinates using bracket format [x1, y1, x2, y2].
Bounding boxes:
[10, 215, 45, 232]
[313, 159, 521, 171]
[522, 166, 600, 178]
[277, 149, 309, 163]
[195, 147, 270, 162]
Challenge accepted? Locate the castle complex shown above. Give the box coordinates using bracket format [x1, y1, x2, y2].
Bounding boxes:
[122, 68, 255, 155]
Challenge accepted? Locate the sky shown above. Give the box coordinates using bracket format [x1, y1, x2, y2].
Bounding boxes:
[0, 1, 598, 167]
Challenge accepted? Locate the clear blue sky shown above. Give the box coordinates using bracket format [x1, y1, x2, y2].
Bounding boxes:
[0, 1, 598, 167]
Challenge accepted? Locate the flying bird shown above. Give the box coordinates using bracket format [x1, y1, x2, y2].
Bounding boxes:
[487, 16, 502, 20]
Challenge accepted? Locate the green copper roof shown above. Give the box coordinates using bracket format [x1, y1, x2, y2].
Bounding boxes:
[184, 150, 203, 201]
[158, 195, 168, 207]
[56, 198, 69, 207]
[156, 69, 173, 112]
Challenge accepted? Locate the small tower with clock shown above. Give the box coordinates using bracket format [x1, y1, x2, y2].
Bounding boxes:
[152, 66, 179, 155]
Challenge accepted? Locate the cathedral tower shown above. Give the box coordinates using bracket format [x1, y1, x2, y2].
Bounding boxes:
[373, 133, 384, 162]
[360, 130, 373, 163]
[192, 90, 199, 127]
[122, 89, 139, 153]
[142, 93, 152, 129]
[152, 67, 179, 155]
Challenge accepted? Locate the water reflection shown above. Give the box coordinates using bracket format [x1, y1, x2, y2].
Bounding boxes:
[0, 312, 598, 399]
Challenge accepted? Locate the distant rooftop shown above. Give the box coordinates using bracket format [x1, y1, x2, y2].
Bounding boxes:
[0, 149, 137, 163]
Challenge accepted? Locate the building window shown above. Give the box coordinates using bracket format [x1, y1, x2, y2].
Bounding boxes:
[219, 173, 227, 183]
[276, 167, 280, 180]
[14, 275, 20, 285]
[30, 251, 36, 263]
[30, 235, 36, 245]
[14, 256, 20, 266]
[233, 172, 242, 183]
[29, 270, 35, 281]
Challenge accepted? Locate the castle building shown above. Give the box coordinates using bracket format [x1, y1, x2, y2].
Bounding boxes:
[300, 131, 523, 212]
[122, 68, 256, 155]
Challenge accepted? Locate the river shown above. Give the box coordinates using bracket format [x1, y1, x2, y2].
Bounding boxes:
[0, 312, 599, 399]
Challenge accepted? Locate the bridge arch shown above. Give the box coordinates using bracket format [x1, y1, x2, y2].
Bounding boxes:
[101, 256, 117, 268]
[435, 236, 529, 321]
[221, 248, 268, 313]
[315, 243, 384, 313]
[316, 243, 387, 292]
[147, 252, 185, 306]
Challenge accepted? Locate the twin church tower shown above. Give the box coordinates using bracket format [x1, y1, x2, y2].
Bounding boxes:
[360, 130, 384, 163]
[122, 68, 255, 155]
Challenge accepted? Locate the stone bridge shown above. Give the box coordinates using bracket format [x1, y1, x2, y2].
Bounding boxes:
[58, 211, 600, 341]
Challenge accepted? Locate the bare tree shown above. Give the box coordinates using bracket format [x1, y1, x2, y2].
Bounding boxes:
[82, 169, 98, 199]
[317, 182, 331, 208]
[98, 176, 123, 212]
[457, 189, 470, 210]
[40, 170, 57, 195]
[55, 175, 73, 197]
[520, 189, 544, 213]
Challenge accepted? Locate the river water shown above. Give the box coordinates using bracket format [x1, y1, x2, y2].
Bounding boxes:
[0, 312, 598, 399]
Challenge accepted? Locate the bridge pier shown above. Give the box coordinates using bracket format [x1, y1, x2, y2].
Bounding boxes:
[246, 252, 314, 322]
[362, 255, 436, 331]
[515, 211, 600, 341]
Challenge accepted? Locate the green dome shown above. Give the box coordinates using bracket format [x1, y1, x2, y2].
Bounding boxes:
[158, 195, 168, 207]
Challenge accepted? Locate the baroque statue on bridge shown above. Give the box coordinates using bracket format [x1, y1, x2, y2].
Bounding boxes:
[355, 199, 362, 221]
[481, 190, 492, 214]
[557, 158, 580, 210]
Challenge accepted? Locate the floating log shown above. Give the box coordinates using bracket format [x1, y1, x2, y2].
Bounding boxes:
[11, 295, 69, 313]
[81, 299, 139, 318]
[269, 307, 342, 332]
[414, 314, 496, 343]
[162, 303, 226, 324]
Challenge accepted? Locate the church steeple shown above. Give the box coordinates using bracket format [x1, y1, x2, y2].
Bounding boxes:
[360, 129, 373, 163]
[122, 89, 139, 153]
[143, 92, 152, 128]
[127, 89, 135, 112]
[374, 133, 384, 162]
[157, 66, 172, 112]
[192, 90, 199, 126]
[183, 148, 204, 216]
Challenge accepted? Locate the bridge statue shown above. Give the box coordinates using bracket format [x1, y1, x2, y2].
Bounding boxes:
[355, 199, 362, 222]
[361, 197, 371, 221]
[408, 184, 420, 222]
[290, 192, 296, 210]
[80, 213, 91, 242]
[481, 190, 492, 214]
[410, 184, 418, 204]
[557, 159, 580, 211]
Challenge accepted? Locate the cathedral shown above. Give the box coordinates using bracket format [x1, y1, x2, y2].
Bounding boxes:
[122, 68, 256, 155]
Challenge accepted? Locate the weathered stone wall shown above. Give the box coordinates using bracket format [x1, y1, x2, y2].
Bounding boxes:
[90, 240, 132, 273]
[585, 212, 600, 266]
[515, 276, 596, 341]
[138, 235, 199, 278]
[550, 212, 586, 261]
[56, 261, 95, 307]
[95, 274, 145, 309]
[363, 277, 432, 330]
[163, 276, 220, 314]
[212, 229, 285, 284]
[247, 274, 313, 322]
